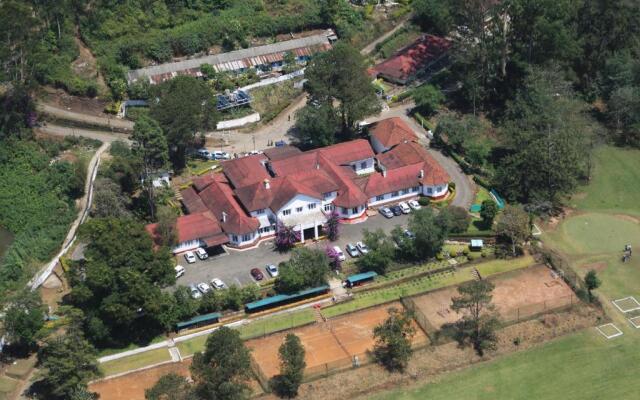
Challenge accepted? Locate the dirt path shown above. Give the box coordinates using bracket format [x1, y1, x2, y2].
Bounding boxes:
[72, 26, 109, 95]
[37, 124, 130, 144]
[360, 17, 410, 56]
[38, 103, 134, 131]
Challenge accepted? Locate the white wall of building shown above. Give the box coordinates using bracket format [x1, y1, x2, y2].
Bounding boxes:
[172, 239, 203, 254]
[336, 204, 366, 219]
[422, 183, 449, 198]
[228, 231, 258, 247]
[368, 186, 421, 207]
[275, 194, 323, 220]
[348, 158, 376, 175]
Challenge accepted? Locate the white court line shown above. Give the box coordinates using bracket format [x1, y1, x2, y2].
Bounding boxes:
[612, 296, 640, 313]
[628, 316, 640, 329]
[596, 323, 623, 339]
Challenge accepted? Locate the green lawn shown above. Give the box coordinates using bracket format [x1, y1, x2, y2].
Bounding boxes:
[177, 309, 316, 357]
[250, 80, 303, 122]
[371, 330, 640, 400]
[99, 348, 171, 377]
[474, 185, 494, 205]
[322, 256, 535, 319]
[571, 146, 640, 216]
[5, 357, 36, 379]
[0, 377, 18, 399]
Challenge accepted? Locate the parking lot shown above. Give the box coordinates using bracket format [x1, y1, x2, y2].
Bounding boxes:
[175, 211, 411, 290]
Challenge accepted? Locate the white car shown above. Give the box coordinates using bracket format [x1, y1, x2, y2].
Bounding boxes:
[189, 284, 202, 299]
[332, 246, 346, 261]
[197, 282, 212, 294]
[184, 251, 197, 264]
[399, 202, 411, 214]
[212, 151, 230, 160]
[174, 265, 185, 279]
[196, 148, 211, 159]
[356, 241, 370, 255]
[345, 243, 359, 258]
[408, 199, 421, 210]
[195, 247, 208, 260]
[210, 278, 226, 290]
[266, 264, 279, 277]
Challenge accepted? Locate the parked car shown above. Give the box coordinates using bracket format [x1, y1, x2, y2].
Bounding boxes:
[266, 264, 279, 277]
[184, 251, 197, 264]
[345, 243, 359, 257]
[356, 241, 370, 255]
[197, 282, 212, 294]
[196, 148, 211, 159]
[404, 229, 416, 239]
[379, 206, 394, 219]
[174, 265, 185, 279]
[251, 268, 264, 281]
[408, 199, 421, 210]
[275, 140, 286, 147]
[212, 151, 230, 160]
[189, 284, 202, 299]
[399, 202, 411, 214]
[390, 205, 403, 216]
[332, 246, 346, 261]
[210, 278, 226, 290]
[195, 247, 208, 260]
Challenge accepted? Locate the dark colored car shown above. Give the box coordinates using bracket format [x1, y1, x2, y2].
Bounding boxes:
[390, 205, 403, 216]
[250, 268, 264, 281]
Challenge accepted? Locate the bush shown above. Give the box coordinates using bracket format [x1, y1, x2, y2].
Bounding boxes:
[418, 197, 431, 206]
[449, 181, 456, 190]
[449, 249, 458, 257]
[462, 248, 470, 256]
[436, 252, 444, 261]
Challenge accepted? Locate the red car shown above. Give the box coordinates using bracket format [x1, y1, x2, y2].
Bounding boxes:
[250, 268, 264, 281]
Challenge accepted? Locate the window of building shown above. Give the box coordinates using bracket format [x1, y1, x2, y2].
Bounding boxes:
[232, 235, 238, 242]
[256, 209, 265, 215]
[360, 161, 367, 169]
[376, 195, 384, 201]
[308, 203, 317, 210]
[392, 191, 399, 197]
[427, 187, 433, 194]
[400, 189, 406, 195]
[242, 234, 252, 242]
[342, 207, 349, 213]
[259, 226, 271, 234]
[324, 204, 333, 212]
[413, 186, 420, 192]
[436, 186, 442, 192]
[323, 192, 332, 200]
[352, 207, 359, 214]
[296, 206, 303, 213]
[283, 209, 291, 216]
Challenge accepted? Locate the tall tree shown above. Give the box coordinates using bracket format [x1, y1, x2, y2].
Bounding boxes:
[450, 280, 499, 356]
[409, 208, 447, 260]
[584, 269, 601, 301]
[0, 1, 38, 82]
[132, 116, 168, 220]
[275, 248, 330, 294]
[480, 200, 498, 229]
[494, 67, 594, 205]
[150, 76, 217, 168]
[191, 327, 252, 400]
[358, 228, 396, 274]
[412, 0, 454, 36]
[437, 206, 472, 234]
[304, 42, 380, 136]
[4, 289, 45, 355]
[37, 324, 100, 400]
[495, 205, 529, 257]
[270, 334, 306, 398]
[145, 373, 194, 400]
[293, 103, 339, 148]
[373, 307, 416, 372]
[412, 84, 445, 116]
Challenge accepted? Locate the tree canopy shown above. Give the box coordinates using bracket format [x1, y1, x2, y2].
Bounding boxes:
[3, 290, 45, 355]
[275, 248, 330, 294]
[373, 307, 416, 372]
[270, 333, 306, 398]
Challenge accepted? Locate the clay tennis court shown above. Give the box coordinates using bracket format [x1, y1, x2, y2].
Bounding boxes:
[247, 301, 427, 378]
[411, 265, 576, 329]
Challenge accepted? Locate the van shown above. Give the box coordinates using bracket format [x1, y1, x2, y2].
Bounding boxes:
[332, 246, 346, 261]
[175, 265, 185, 279]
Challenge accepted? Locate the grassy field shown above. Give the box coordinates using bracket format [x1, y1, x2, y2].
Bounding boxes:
[371, 330, 640, 400]
[571, 146, 640, 216]
[99, 348, 172, 377]
[322, 256, 535, 319]
[250, 80, 303, 123]
[0, 377, 17, 400]
[176, 309, 316, 357]
[368, 145, 640, 400]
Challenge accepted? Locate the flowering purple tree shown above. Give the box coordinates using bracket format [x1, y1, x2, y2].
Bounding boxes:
[324, 210, 340, 241]
[275, 221, 300, 252]
[326, 246, 342, 270]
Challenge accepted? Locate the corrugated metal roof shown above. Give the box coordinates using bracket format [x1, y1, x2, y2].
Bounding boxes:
[127, 32, 333, 83]
[176, 312, 221, 329]
[346, 271, 378, 284]
[245, 285, 330, 311]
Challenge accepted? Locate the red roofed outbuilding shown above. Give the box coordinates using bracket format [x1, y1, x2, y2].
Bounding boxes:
[369, 117, 419, 153]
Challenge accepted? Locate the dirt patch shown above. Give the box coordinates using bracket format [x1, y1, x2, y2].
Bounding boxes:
[282, 305, 601, 400]
[247, 302, 427, 379]
[613, 214, 640, 224]
[580, 262, 608, 272]
[412, 265, 576, 330]
[40, 87, 110, 117]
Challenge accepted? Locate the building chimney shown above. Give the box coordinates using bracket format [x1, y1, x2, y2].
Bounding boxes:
[316, 162, 320, 170]
[221, 211, 227, 223]
[264, 179, 270, 189]
[382, 169, 387, 177]
[419, 169, 424, 179]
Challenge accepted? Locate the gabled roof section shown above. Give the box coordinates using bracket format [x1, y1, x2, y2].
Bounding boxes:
[198, 173, 260, 235]
[369, 117, 418, 151]
[270, 152, 320, 177]
[377, 141, 431, 170]
[319, 139, 375, 165]
[221, 154, 269, 189]
[180, 187, 208, 214]
[371, 35, 451, 82]
[318, 153, 368, 208]
[145, 211, 228, 246]
[263, 145, 302, 161]
[364, 164, 423, 198]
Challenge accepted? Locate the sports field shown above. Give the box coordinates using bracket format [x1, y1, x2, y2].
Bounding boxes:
[411, 265, 575, 331]
[247, 302, 427, 379]
[367, 145, 640, 400]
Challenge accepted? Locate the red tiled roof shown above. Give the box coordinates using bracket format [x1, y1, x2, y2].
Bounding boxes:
[145, 211, 228, 246]
[317, 153, 368, 208]
[198, 173, 260, 235]
[419, 152, 450, 186]
[377, 141, 431, 170]
[263, 145, 302, 161]
[364, 164, 423, 198]
[319, 139, 375, 165]
[371, 35, 451, 82]
[180, 187, 208, 214]
[220, 154, 269, 189]
[369, 118, 418, 150]
[270, 152, 320, 177]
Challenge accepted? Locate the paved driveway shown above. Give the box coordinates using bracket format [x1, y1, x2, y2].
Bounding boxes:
[175, 212, 411, 289]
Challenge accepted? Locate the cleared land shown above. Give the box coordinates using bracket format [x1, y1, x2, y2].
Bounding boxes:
[247, 302, 427, 379]
[411, 265, 575, 332]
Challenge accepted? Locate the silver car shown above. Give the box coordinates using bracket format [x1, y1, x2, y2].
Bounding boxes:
[345, 243, 359, 258]
[356, 241, 370, 255]
[189, 284, 202, 299]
